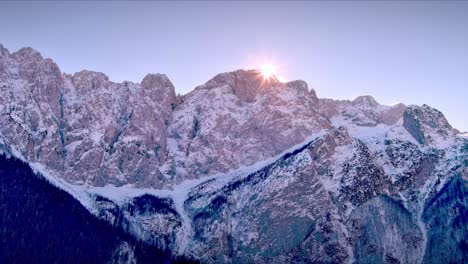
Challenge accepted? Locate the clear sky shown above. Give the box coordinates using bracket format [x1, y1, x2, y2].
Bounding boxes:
[1, 1, 467, 131]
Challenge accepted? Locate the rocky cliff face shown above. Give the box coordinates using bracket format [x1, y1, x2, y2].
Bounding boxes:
[0, 44, 176, 188]
[166, 70, 330, 181]
[403, 104, 456, 145]
[1, 44, 466, 263]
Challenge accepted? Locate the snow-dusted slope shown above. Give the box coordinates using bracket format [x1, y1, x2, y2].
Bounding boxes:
[1, 44, 466, 263]
[89, 125, 466, 263]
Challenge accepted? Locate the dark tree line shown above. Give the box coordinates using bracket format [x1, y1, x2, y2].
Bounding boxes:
[0, 154, 196, 264]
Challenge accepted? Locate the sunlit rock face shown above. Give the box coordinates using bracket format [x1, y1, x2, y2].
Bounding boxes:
[0, 46, 65, 176]
[61, 71, 177, 187]
[0, 46, 177, 187]
[166, 69, 331, 181]
[320, 96, 406, 127]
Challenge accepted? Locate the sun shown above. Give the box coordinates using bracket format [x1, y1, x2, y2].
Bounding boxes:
[260, 63, 277, 79]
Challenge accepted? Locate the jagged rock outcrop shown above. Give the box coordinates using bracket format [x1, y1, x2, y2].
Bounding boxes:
[403, 104, 455, 145]
[0, 46, 177, 187]
[61, 71, 177, 187]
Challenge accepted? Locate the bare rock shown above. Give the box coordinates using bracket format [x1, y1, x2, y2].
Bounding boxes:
[403, 104, 454, 144]
[167, 69, 331, 180]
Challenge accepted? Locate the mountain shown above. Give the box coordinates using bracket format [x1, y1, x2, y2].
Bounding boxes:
[0, 44, 466, 263]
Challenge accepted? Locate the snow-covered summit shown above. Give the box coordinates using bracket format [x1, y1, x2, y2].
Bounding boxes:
[403, 104, 456, 145]
[166, 68, 330, 181]
[196, 69, 283, 101]
[320, 96, 406, 127]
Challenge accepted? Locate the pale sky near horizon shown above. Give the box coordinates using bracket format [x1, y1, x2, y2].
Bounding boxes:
[1, 1, 467, 131]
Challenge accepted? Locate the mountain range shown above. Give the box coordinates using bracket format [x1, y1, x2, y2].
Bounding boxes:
[0, 44, 466, 263]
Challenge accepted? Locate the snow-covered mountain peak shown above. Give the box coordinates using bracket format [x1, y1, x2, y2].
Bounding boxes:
[352, 95, 379, 108]
[165, 69, 330, 181]
[195, 69, 287, 102]
[320, 95, 407, 127]
[403, 104, 455, 145]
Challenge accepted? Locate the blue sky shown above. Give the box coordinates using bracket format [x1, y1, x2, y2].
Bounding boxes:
[1, 1, 467, 131]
